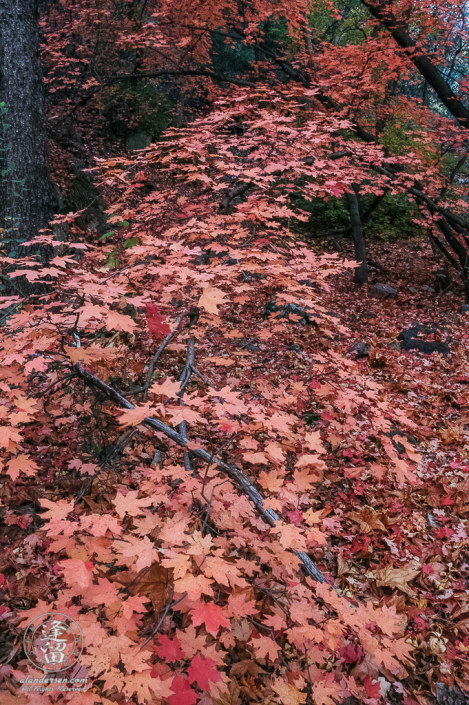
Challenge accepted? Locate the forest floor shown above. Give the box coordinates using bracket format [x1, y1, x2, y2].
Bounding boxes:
[305, 235, 469, 701]
[1, 222, 469, 705]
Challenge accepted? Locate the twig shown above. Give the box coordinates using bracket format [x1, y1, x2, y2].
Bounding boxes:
[139, 592, 187, 650]
[73, 363, 327, 583]
[201, 479, 230, 535]
[99, 263, 143, 284]
[40, 372, 76, 397]
[191, 366, 211, 385]
[367, 257, 389, 274]
[142, 312, 186, 401]
[100, 427, 139, 468]
[177, 338, 195, 474]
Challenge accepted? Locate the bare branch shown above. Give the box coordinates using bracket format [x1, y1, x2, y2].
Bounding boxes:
[74, 362, 327, 583]
[143, 312, 187, 401]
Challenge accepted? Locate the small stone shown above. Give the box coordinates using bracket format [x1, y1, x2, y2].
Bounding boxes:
[398, 324, 435, 341]
[350, 341, 369, 358]
[400, 338, 450, 356]
[435, 683, 469, 705]
[298, 278, 318, 290]
[241, 341, 260, 351]
[371, 283, 398, 299]
[461, 304, 469, 315]
[435, 265, 451, 291]
[385, 427, 417, 454]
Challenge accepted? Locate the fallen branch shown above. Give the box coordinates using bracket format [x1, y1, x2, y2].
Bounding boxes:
[74, 362, 327, 583]
[368, 257, 389, 274]
[220, 182, 254, 210]
[139, 591, 187, 650]
[143, 312, 187, 401]
[177, 338, 195, 475]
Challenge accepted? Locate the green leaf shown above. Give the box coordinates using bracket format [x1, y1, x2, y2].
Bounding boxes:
[123, 237, 139, 249]
[98, 230, 115, 242]
[117, 220, 130, 228]
[105, 249, 120, 269]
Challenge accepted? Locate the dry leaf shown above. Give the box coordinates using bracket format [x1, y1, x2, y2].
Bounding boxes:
[375, 565, 420, 596]
[348, 507, 386, 533]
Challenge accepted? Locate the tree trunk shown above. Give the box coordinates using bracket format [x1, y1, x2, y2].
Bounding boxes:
[360, 0, 469, 128]
[0, 0, 52, 260]
[346, 187, 368, 284]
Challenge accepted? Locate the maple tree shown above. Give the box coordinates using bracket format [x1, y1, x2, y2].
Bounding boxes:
[1, 1, 469, 705]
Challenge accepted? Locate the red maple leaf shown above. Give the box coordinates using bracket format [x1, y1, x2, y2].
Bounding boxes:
[339, 643, 364, 664]
[364, 676, 381, 698]
[154, 634, 184, 664]
[154, 634, 184, 663]
[167, 676, 197, 705]
[145, 303, 171, 339]
[190, 601, 230, 636]
[187, 653, 222, 690]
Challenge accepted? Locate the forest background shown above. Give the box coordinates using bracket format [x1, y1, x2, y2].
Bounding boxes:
[1, 1, 469, 704]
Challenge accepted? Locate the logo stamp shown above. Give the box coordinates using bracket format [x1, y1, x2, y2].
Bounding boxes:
[23, 612, 84, 672]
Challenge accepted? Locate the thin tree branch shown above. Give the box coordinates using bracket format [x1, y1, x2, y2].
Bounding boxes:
[74, 362, 327, 583]
[143, 312, 187, 401]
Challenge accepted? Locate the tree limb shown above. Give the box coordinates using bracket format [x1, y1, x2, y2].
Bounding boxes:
[74, 362, 327, 583]
[359, 0, 469, 127]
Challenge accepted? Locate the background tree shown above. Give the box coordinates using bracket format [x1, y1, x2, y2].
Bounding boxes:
[0, 0, 52, 262]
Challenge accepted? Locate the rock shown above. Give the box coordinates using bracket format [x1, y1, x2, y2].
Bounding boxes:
[299, 278, 319, 290]
[264, 301, 313, 325]
[350, 341, 369, 358]
[240, 340, 260, 351]
[397, 322, 450, 356]
[400, 338, 450, 356]
[239, 270, 266, 283]
[371, 283, 398, 299]
[398, 323, 436, 341]
[385, 426, 417, 454]
[434, 683, 469, 705]
[461, 304, 469, 315]
[126, 131, 152, 151]
[193, 250, 239, 267]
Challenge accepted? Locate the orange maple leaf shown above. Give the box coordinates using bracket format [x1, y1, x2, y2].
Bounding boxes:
[198, 286, 227, 314]
[5, 454, 38, 481]
[118, 403, 157, 427]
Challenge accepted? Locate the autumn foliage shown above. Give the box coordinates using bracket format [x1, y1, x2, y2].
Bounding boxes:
[1, 1, 469, 705]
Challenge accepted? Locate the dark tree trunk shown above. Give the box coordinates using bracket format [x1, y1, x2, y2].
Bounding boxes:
[0, 0, 52, 259]
[360, 0, 469, 128]
[346, 187, 368, 284]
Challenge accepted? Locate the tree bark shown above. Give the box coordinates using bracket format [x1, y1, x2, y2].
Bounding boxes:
[346, 187, 368, 284]
[360, 0, 469, 128]
[0, 0, 52, 258]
